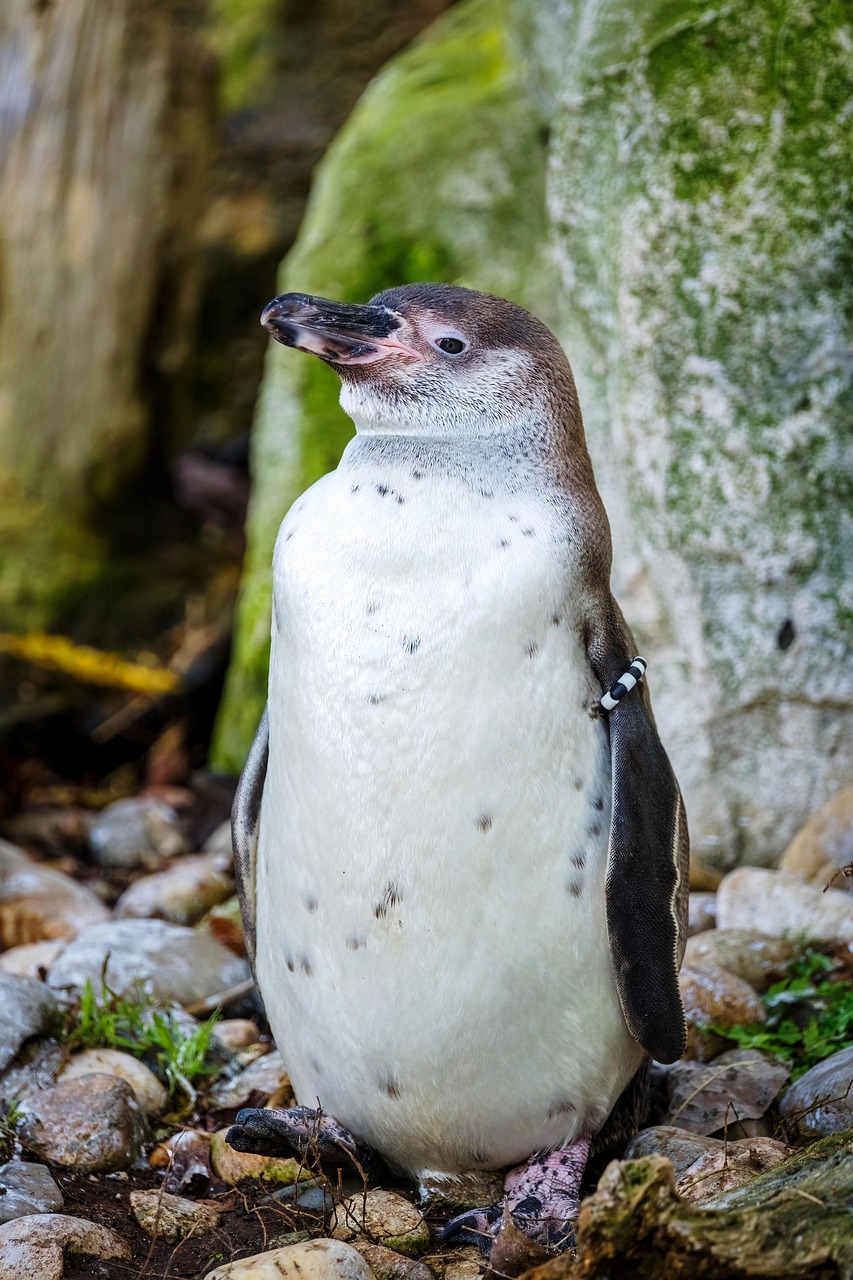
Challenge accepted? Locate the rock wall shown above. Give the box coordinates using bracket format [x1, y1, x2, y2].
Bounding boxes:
[215, 0, 853, 868]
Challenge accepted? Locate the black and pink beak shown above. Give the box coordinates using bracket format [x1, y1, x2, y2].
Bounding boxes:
[261, 292, 420, 365]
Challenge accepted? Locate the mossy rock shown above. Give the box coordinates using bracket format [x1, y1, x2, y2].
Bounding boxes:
[541, 0, 853, 863]
[524, 1134, 853, 1278]
[209, 1128, 311, 1186]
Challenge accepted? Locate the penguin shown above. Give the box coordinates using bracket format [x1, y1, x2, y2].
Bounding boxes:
[227, 283, 688, 1254]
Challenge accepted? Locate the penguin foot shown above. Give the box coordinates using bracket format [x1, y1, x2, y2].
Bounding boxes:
[442, 1137, 590, 1257]
[441, 1204, 502, 1254]
[225, 1105, 365, 1168]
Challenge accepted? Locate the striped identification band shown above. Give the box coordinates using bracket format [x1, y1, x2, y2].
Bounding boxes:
[600, 657, 647, 712]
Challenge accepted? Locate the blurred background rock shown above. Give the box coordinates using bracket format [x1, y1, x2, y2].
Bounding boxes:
[0, 0, 850, 871]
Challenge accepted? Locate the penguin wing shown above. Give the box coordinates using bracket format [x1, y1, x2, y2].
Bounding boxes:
[586, 609, 688, 1064]
[231, 704, 268, 970]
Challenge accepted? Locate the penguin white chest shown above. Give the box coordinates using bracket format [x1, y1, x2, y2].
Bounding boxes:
[256, 447, 639, 1177]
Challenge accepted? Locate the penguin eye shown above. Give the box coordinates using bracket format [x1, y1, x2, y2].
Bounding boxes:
[435, 336, 467, 355]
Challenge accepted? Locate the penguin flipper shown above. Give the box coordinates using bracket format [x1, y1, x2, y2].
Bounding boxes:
[586, 614, 688, 1064]
[231, 704, 268, 970]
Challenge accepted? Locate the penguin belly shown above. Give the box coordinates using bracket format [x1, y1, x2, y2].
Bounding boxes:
[255, 445, 642, 1178]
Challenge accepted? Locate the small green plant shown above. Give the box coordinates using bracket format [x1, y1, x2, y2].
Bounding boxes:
[64, 974, 221, 1106]
[143, 1010, 221, 1101]
[720, 949, 853, 1080]
[0, 1098, 23, 1163]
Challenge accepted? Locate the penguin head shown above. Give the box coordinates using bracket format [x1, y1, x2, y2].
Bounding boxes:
[261, 283, 579, 439]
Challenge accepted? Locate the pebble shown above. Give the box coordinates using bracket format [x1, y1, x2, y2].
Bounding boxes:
[115, 851, 234, 925]
[678, 961, 765, 1060]
[151, 1129, 213, 1195]
[197, 894, 246, 955]
[0, 839, 109, 947]
[623, 1126, 726, 1178]
[664, 1049, 790, 1135]
[419, 1170, 504, 1209]
[58, 1048, 167, 1114]
[353, 1242, 436, 1280]
[0, 940, 65, 980]
[47, 918, 251, 1006]
[212, 1019, 261, 1051]
[689, 859, 722, 892]
[0, 1212, 130, 1280]
[17, 1073, 148, 1172]
[130, 1188, 222, 1241]
[333, 1189, 430, 1257]
[717, 868, 853, 946]
[0, 973, 60, 1072]
[779, 786, 853, 889]
[208, 1049, 289, 1108]
[203, 820, 234, 856]
[89, 796, 189, 870]
[1, 808, 93, 854]
[0, 1040, 63, 1108]
[440, 1251, 483, 1280]
[687, 892, 717, 937]
[778, 1045, 853, 1140]
[0, 1162, 64, 1225]
[275, 1178, 337, 1216]
[684, 929, 798, 992]
[204, 1238, 376, 1280]
[675, 1137, 793, 1203]
[209, 1127, 307, 1185]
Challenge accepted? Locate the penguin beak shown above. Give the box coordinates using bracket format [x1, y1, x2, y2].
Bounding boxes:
[261, 293, 421, 365]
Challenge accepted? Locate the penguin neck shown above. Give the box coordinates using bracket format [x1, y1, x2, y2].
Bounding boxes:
[339, 427, 551, 493]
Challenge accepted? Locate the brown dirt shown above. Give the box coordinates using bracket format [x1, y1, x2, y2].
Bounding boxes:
[58, 1164, 330, 1280]
[56, 1161, 456, 1280]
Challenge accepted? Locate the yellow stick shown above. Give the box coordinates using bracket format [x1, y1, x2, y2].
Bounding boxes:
[0, 632, 181, 696]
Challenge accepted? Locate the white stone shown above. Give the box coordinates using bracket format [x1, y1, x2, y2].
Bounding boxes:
[212, 1018, 260, 1051]
[717, 868, 853, 945]
[203, 820, 234, 856]
[0, 941, 65, 979]
[332, 1190, 430, 1256]
[204, 1237, 377, 1280]
[0, 1162, 64, 1225]
[208, 1049, 288, 1107]
[0, 973, 60, 1071]
[47, 918, 251, 1006]
[114, 851, 233, 925]
[89, 797, 188, 869]
[129, 1188, 222, 1241]
[58, 1048, 167, 1114]
[0, 1212, 129, 1280]
[0, 839, 109, 948]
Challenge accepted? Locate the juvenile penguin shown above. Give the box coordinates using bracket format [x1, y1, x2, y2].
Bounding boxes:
[227, 283, 688, 1253]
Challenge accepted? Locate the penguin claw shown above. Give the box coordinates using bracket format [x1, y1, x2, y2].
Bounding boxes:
[441, 1204, 502, 1254]
[225, 1105, 363, 1166]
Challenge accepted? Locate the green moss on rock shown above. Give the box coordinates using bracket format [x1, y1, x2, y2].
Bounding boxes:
[213, 0, 550, 769]
[545, 0, 853, 864]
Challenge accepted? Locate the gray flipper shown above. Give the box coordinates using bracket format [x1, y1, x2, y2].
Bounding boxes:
[231, 705, 268, 971]
[587, 609, 688, 1064]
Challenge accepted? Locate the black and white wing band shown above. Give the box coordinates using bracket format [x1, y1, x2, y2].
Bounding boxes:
[600, 657, 647, 712]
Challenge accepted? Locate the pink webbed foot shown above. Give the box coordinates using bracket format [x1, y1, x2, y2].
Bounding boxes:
[443, 1137, 590, 1256]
